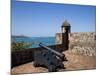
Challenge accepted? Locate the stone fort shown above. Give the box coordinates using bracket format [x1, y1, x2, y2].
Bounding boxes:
[56, 20, 96, 56]
[11, 20, 96, 67]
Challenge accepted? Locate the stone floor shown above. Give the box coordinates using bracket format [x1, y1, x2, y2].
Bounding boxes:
[11, 50, 96, 75]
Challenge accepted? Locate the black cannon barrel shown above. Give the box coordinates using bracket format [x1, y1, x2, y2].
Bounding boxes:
[39, 43, 65, 59]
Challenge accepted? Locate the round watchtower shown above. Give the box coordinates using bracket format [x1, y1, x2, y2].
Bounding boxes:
[61, 20, 71, 50]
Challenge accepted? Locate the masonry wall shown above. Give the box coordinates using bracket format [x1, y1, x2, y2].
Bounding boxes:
[11, 44, 62, 68]
[56, 32, 96, 56]
[56, 33, 62, 44]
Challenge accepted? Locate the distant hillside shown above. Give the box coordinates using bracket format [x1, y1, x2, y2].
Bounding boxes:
[11, 35, 29, 38]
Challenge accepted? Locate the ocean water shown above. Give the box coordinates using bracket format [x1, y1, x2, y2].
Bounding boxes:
[12, 37, 56, 48]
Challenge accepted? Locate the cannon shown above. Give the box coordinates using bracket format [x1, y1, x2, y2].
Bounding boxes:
[33, 43, 67, 72]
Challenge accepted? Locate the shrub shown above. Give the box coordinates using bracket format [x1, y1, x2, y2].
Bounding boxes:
[11, 41, 33, 52]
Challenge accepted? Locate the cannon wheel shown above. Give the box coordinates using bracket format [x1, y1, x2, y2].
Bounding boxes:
[57, 63, 65, 69]
[48, 65, 57, 72]
[33, 61, 40, 67]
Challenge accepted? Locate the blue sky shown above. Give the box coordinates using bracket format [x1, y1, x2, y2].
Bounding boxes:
[11, 0, 96, 37]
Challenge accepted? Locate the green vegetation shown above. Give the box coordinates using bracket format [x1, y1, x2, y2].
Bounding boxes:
[11, 41, 34, 52]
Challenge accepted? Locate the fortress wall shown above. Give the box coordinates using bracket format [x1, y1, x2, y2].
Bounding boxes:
[56, 32, 96, 56]
[56, 33, 62, 44]
[11, 44, 62, 68]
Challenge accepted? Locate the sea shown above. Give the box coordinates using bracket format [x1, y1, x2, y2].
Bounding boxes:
[12, 37, 56, 48]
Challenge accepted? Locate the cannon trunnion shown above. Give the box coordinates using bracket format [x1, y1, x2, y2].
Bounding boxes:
[33, 43, 67, 72]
